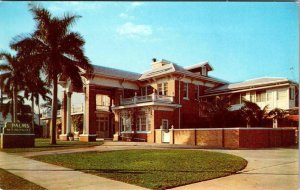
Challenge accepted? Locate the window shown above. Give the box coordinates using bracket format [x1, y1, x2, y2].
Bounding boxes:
[141, 86, 152, 96]
[202, 66, 207, 76]
[256, 90, 266, 102]
[163, 82, 168, 95]
[120, 116, 132, 132]
[194, 85, 199, 99]
[96, 95, 110, 106]
[290, 87, 295, 100]
[277, 89, 287, 100]
[241, 93, 247, 101]
[161, 119, 169, 130]
[267, 91, 272, 101]
[137, 116, 151, 132]
[250, 92, 256, 102]
[158, 82, 168, 95]
[231, 93, 240, 104]
[183, 82, 189, 99]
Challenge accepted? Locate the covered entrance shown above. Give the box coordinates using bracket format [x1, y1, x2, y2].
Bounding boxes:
[96, 112, 110, 138]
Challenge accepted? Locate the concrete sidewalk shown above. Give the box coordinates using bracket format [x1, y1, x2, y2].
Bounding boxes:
[1, 142, 298, 190]
[0, 151, 147, 190]
[171, 148, 299, 190]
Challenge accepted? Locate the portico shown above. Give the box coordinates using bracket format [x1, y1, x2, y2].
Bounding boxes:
[57, 64, 141, 142]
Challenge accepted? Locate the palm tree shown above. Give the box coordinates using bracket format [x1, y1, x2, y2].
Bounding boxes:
[24, 74, 51, 129]
[199, 96, 232, 127]
[12, 4, 93, 144]
[0, 52, 25, 122]
[268, 108, 285, 128]
[241, 100, 268, 128]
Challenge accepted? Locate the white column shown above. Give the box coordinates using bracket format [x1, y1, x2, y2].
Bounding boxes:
[83, 89, 87, 134]
[66, 92, 72, 134]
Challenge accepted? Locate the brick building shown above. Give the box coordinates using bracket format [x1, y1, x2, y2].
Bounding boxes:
[46, 59, 298, 142]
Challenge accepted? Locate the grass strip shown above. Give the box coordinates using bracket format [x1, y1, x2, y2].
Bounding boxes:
[0, 168, 45, 190]
[32, 149, 247, 189]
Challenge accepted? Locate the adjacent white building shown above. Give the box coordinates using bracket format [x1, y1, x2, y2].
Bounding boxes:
[202, 77, 298, 111]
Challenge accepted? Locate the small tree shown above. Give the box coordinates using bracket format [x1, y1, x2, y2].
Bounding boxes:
[71, 114, 83, 133]
[199, 96, 231, 127]
[0, 52, 25, 122]
[268, 108, 285, 128]
[241, 100, 268, 128]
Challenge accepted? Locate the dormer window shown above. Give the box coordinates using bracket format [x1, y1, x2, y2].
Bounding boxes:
[202, 66, 207, 76]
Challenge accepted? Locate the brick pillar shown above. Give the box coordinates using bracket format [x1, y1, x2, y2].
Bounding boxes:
[80, 85, 97, 142]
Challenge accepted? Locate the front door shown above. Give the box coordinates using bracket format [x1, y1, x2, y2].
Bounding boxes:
[96, 116, 109, 138]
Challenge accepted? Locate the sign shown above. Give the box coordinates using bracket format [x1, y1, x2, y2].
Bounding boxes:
[3, 122, 34, 134]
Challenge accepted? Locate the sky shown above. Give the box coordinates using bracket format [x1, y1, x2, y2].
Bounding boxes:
[0, 2, 298, 83]
[0, 2, 299, 108]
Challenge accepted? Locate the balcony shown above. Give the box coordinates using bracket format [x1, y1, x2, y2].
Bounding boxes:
[41, 104, 83, 119]
[120, 94, 174, 106]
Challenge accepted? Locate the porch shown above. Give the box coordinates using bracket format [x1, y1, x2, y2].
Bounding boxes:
[120, 92, 174, 106]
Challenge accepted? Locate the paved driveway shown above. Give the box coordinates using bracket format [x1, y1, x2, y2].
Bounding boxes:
[3, 142, 299, 190]
[171, 148, 298, 190]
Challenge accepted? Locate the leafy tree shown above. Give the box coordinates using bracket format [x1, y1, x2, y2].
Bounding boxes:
[241, 100, 268, 128]
[199, 96, 232, 127]
[0, 53, 25, 122]
[268, 108, 286, 128]
[12, 4, 93, 144]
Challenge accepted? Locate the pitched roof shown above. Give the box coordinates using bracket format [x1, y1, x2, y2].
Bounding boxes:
[184, 61, 213, 71]
[206, 77, 291, 94]
[93, 65, 141, 81]
[139, 61, 225, 84]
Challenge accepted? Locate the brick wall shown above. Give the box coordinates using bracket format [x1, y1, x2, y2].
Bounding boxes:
[173, 130, 195, 145]
[196, 129, 223, 148]
[156, 128, 296, 148]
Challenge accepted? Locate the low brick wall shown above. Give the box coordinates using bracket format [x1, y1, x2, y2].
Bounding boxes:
[196, 129, 223, 148]
[155, 128, 296, 148]
[173, 130, 195, 145]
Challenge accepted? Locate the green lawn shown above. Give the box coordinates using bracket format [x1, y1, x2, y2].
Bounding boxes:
[1, 138, 103, 153]
[32, 149, 247, 189]
[0, 168, 45, 190]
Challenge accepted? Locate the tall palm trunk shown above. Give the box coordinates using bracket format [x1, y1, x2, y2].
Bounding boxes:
[31, 95, 35, 129]
[12, 85, 17, 122]
[37, 96, 40, 127]
[0, 88, 3, 112]
[51, 75, 58, 144]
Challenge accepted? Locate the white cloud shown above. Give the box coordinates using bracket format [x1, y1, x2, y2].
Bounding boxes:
[131, 2, 143, 7]
[119, 13, 135, 20]
[117, 22, 152, 38]
[46, 2, 102, 13]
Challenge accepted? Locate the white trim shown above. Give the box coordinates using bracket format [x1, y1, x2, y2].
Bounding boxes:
[136, 131, 152, 134]
[78, 134, 97, 137]
[1, 134, 35, 135]
[202, 83, 290, 98]
[170, 128, 295, 131]
[112, 102, 181, 110]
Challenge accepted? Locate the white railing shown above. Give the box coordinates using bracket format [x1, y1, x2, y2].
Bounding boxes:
[120, 93, 174, 106]
[72, 104, 84, 113]
[42, 104, 84, 119]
